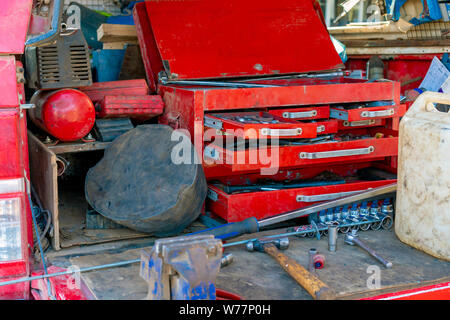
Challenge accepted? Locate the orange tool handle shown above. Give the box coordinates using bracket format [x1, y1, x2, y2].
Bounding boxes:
[263, 243, 336, 300]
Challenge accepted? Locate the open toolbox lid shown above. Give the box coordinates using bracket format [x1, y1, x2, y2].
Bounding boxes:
[142, 0, 344, 86]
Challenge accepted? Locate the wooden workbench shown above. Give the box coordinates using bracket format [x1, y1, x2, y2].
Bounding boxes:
[52, 227, 449, 300]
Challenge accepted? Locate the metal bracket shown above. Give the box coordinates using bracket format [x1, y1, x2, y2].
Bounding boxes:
[204, 116, 223, 130]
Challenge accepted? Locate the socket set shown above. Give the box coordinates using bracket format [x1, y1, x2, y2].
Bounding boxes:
[287, 198, 395, 239]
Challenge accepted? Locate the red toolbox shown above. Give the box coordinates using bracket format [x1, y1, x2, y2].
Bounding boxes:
[134, 0, 404, 223]
[95, 95, 164, 120]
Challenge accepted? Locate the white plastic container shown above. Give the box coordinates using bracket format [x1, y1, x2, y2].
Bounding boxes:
[396, 92, 450, 261]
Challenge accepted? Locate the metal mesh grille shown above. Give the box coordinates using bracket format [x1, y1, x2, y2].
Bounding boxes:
[70, 44, 91, 81]
[37, 45, 60, 85]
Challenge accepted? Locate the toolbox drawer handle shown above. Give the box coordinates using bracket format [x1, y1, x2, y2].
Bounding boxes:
[260, 128, 302, 136]
[282, 110, 317, 119]
[361, 108, 395, 118]
[299, 146, 375, 159]
[317, 125, 326, 133]
[343, 120, 376, 127]
[296, 189, 371, 202]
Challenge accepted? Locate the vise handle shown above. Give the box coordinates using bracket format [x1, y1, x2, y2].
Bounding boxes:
[263, 243, 336, 300]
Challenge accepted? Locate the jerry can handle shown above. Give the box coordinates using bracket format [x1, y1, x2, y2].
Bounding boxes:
[409, 92, 450, 114]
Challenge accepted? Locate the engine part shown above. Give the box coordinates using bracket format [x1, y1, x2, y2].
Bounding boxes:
[25, 28, 92, 89]
[29, 89, 95, 141]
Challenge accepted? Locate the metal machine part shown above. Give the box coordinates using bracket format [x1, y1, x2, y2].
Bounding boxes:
[220, 253, 234, 268]
[246, 237, 289, 252]
[345, 230, 393, 268]
[140, 234, 223, 300]
[308, 248, 317, 272]
[328, 225, 338, 252]
[25, 27, 92, 89]
[28, 89, 95, 141]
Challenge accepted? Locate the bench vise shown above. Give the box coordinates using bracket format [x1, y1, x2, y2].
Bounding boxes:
[140, 234, 223, 300]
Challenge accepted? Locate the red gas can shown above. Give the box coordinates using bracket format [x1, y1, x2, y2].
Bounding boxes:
[29, 89, 95, 142]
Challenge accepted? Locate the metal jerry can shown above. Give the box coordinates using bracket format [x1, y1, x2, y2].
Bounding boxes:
[396, 92, 450, 260]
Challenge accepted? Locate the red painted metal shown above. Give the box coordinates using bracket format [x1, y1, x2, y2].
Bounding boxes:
[78, 79, 150, 103]
[0, 56, 21, 109]
[363, 282, 450, 300]
[205, 111, 319, 139]
[29, 89, 95, 142]
[95, 95, 164, 120]
[133, 3, 164, 94]
[31, 266, 93, 300]
[330, 104, 406, 122]
[346, 54, 443, 95]
[144, 0, 343, 83]
[0, 1, 33, 54]
[268, 106, 331, 121]
[0, 56, 32, 300]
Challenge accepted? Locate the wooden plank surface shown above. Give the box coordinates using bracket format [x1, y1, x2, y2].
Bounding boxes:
[97, 24, 138, 43]
[48, 141, 110, 154]
[66, 228, 450, 300]
[28, 131, 60, 250]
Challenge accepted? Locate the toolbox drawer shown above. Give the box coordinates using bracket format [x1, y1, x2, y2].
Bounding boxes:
[204, 111, 318, 139]
[203, 127, 398, 173]
[330, 104, 406, 122]
[206, 179, 396, 222]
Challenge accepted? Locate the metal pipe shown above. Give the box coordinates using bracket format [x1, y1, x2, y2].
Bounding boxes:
[345, 230, 392, 268]
[308, 248, 317, 272]
[328, 225, 338, 252]
[0, 259, 140, 288]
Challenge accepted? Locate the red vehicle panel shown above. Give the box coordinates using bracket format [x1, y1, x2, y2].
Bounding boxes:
[0, 1, 33, 54]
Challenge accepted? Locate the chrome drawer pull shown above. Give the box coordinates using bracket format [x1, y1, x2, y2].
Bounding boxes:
[343, 120, 376, 127]
[260, 128, 302, 136]
[361, 109, 395, 118]
[299, 146, 375, 159]
[282, 110, 317, 119]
